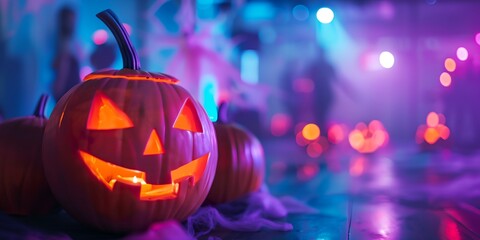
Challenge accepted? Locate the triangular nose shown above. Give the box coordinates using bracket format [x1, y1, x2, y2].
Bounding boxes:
[143, 129, 164, 155]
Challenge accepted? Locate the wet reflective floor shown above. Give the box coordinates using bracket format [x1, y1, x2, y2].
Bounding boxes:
[256, 139, 480, 240]
[3, 139, 480, 239]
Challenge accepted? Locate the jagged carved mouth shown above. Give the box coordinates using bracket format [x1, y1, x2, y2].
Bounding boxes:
[78, 150, 209, 200]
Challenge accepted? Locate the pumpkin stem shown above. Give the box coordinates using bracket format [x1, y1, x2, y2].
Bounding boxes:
[217, 102, 229, 123]
[34, 94, 49, 118]
[96, 9, 140, 70]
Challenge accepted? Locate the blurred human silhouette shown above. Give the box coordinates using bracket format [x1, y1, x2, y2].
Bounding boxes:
[308, 47, 338, 134]
[51, 6, 80, 102]
[90, 42, 116, 71]
[282, 46, 340, 135]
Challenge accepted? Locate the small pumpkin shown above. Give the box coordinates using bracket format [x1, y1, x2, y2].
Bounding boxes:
[43, 10, 217, 232]
[206, 103, 265, 204]
[0, 95, 58, 215]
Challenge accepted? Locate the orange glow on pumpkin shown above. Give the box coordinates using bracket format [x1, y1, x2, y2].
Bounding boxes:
[143, 129, 164, 155]
[170, 154, 209, 186]
[83, 74, 179, 84]
[173, 99, 203, 133]
[78, 150, 209, 200]
[87, 92, 134, 130]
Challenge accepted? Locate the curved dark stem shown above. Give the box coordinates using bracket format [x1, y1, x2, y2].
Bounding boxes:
[34, 94, 49, 118]
[217, 102, 229, 123]
[96, 9, 141, 70]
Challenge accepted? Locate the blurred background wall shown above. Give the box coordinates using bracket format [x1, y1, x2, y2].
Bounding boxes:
[1, 0, 479, 145]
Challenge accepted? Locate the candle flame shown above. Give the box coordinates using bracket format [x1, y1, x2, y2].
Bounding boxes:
[133, 176, 138, 183]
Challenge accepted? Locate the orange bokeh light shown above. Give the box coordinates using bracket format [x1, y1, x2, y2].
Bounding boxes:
[416, 112, 450, 145]
[437, 124, 450, 140]
[444, 58, 456, 72]
[349, 121, 389, 153]
[349, 130, 365, 150]
[368, 120, 383, 132]
[302, 123, 321, 141]
[440, 72, 452, 87]
[424, 127, 440, 144]
[426, 112, 439, 127]
[372, 130, 387, 147]
[356, 122, 368, 135]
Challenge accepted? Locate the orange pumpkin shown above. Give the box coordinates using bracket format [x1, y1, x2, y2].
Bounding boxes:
[42, 10, 217, 232]
[0, 95, 58, 215]
[206, 103, 265, 204]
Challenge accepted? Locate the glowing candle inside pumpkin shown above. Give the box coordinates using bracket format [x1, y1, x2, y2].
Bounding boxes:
[114, 175, 147, 186]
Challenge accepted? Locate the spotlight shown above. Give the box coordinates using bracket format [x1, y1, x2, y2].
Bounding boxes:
[316, 7, 334, 24]
[379, 51, 395, 69]
[456, 47, 468, 61]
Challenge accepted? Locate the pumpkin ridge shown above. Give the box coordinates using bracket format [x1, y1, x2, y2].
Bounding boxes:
[244, 133, 256, 197]
[0, 95, 58, 215]
[234, 128, 249, 198]
[225, 126, 238, 201]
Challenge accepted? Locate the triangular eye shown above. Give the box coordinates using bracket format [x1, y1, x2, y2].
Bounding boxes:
[144, 129, 164, 155]
[173, 98, 203, 133]
[87, 91, 134, 130]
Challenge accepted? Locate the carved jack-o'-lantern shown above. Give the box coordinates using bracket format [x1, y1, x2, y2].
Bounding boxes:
[42, 10, 217, 232]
